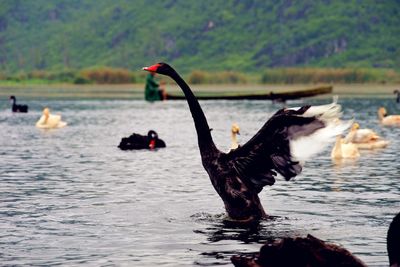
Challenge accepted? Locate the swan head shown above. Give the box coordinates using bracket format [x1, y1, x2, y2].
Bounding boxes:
[43, 107, 50, 116]
[351, 122, 360, 131]
[231, 123, 240, 135]
[9, 95, 16, 103]
[147, 130, 159, 149]
[147, 130, 159, 140]
[378, 107, 387, 118]
[143, 62, 173, 76]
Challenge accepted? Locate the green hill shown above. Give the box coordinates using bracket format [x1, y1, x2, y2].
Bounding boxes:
[0, 0, 399, 74]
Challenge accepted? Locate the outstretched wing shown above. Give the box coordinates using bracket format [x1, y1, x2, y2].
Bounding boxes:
[227, 100, 350, 193]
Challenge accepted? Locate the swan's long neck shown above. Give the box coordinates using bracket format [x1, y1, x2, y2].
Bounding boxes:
[169, 71, 216, 152]
[231, 132, 238, 149]
[332, 136, 343, 159]
[44, 114, 49, 124]
[343, 129, 355, 144]
[378, 110, 385, 121]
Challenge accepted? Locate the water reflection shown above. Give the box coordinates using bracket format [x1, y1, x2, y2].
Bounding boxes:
[331, 157, 360, 168]
[192, 213, 309, 265]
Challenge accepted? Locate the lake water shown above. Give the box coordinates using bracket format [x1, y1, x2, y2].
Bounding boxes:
[1, 96, 399, 266]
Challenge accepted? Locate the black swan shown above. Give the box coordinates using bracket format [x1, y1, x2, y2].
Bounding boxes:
[231, 212, 400, 267]
[118, 130, 166, 150]
[143, 63, 349, 222]
[394, 90, 400, 103]
[9, 95, 28, 113]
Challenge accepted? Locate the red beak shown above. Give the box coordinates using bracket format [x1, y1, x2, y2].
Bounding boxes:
[149, 140, 156, 149]
[142, 63, 160, 72]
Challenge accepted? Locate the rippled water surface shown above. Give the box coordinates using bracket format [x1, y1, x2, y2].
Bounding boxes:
[1, 97, 399, 266]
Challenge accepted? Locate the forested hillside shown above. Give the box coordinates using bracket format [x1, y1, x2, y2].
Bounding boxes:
[0, 0, 399, 74]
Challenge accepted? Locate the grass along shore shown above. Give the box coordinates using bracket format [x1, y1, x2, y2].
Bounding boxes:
[1, 67, 399, 85]
[0, 83, 398, 100]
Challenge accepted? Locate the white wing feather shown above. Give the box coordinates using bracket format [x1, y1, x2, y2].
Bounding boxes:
[289, 97, 351, 161]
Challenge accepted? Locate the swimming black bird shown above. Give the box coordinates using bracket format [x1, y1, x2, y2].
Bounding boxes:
[9, 96, 28, 113]
[143, 63, 349, 222]
[231, 212, 400, 267]
[118, 130, 166, 150]
[394, 90, 400, 103]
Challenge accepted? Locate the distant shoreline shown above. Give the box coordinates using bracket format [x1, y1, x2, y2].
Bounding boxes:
[1, 83, 398, 100]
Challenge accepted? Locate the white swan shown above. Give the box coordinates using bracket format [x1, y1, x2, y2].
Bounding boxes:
[230, 123, 240, 150]
[344, 122, 380, 143]
[344, 122, 388, 149]
[378, 107, 400, 126]
[331, 135, 360, 159]
[36, 108, 67, 129]
[354, 140, 389, 149]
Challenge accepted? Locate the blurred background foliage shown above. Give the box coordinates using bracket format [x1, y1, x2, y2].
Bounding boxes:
[0, 0, 399, 83]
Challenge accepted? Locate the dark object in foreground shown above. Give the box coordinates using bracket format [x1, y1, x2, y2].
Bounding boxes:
[9, 96, 28, 113]
[143, 62, 347, 222]
[118, 130, 166, 150]
[231, 235, 366, 267]
[231, 212, 400, 267]
[387, 212, 400, 267]
[165, 86, 333, 101]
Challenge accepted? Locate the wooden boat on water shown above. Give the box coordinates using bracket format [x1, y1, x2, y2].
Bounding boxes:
[165, 85, 333, 101]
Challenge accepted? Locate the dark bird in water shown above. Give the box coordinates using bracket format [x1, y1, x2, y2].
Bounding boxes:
[143, 63, 349, 222]
[388, 212, 400, 267]
[118, 130, 166, 150]
[232, 234, 366, 267]
[394, 90, 400, 103]
[231, 212, 400, 267]
[9, 96, 28, 113]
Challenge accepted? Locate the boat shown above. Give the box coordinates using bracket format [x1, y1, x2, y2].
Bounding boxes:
[165, 85, 333, 101]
